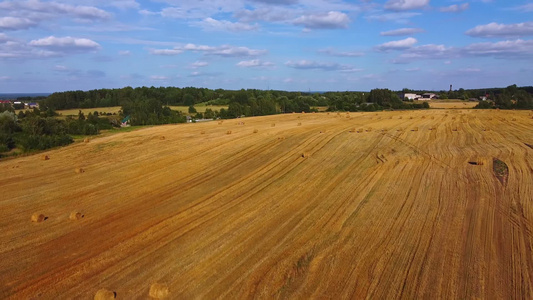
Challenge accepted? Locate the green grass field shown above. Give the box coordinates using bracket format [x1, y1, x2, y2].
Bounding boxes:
[53, 103, 228, 116]
[55, 106, 122, 116]
[168, 103, 228, 114]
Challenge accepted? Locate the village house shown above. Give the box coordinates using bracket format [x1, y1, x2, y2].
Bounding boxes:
[401, 93, 422, 101]
[421, 93, 437, 99]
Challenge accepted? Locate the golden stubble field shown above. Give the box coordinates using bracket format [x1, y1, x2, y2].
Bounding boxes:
[1, 109, 532, 299]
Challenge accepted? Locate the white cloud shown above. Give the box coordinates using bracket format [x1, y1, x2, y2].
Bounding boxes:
[398, 44, 454, 60]
[285, 60, 362, 72]
[196, 18, 259, 32]
[54, 65, 69, 71]
[510, 3, 533, 12]
[150, 43, 267, 57]
[185, 43, 267, 57]
[150, 75, 169, 80]
[319, 48, 365, 57]
[462, 39, 533, 58]
[390, 39, 533, 63]
[458, 68, 481, 72]
[293, 11, 350, 29]
[108, 0, 139, 9]
[29, 36, 101, 51]
[118, 50, 131, 56]
[366, 12, 421, 23]
[190, 61, 209, 68]
[249, 0, 297, 5]
[0, 17, 37, 30]
[376, 37, 417, 51]
[0, 1, 111, 21]
[0, 76, 11, 81]
[154, 1, 244, 20]
[465, 22, 533, 38]
[149, 48, 183, 55]
[236, 59, 275, 68]
[440, 3, 470, 13]
[235, 7, 295, 23]
[380, 27, 424, 36]
[188, 71, 221, 77]
[385, 0, 430, 11]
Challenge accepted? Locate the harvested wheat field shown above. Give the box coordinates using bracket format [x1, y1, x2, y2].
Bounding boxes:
[1, 109, 533, 299]
[428, 100, 479, 109]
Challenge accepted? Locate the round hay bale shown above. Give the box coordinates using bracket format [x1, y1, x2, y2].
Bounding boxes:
[149, 283, 169, 299]
[200, 130, 205, 134]
[365, 128, 372, 132]
[452, 127, 458, 132]
[411, 127, 418, 132]
[301, 153, 309, 158]
[84, 138, 90, 143]
[356, 128, 363, 133]
[512, 118, 517, 121]
[31, 213, 46, 223]
[94, 289, 116, 300]
[271, 123, 275, 127]
[297, 122, 302, 126]
[409, 116, 413, 119]
[75, 167, 85, 174]
[159, 136, 165, 140]
[468, 158, 486, 166]
[41, 155, 50, 161]
[349, 128, 356, 133]
[226, 130, 232, 135]
[69, 211, 84, 220]
[399, 116, 403, 119]
[253, 129, 258, 133]
[302, 111, 306, 114]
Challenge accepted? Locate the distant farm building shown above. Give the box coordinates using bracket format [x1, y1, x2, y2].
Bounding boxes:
[422, 93, 437, 99]
[25, 102, 39, 109]
[401, 93, 422, 101]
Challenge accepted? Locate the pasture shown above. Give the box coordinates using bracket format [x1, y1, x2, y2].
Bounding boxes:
[1, 109, 532, 299]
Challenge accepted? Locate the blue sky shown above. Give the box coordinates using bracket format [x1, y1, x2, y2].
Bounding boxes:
[0, 0, 532, 93]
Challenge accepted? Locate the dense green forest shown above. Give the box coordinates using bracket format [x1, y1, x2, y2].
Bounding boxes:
[40, 85, 532, 113]
[41, 86, 432, 122]
[0, 105, 116, 156]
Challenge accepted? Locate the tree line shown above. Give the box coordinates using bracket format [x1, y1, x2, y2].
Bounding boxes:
[0, 106, 115, 156]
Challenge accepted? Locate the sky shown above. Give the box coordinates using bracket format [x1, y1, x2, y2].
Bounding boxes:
[0, 0, 532, 93]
